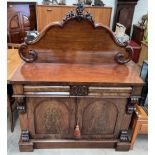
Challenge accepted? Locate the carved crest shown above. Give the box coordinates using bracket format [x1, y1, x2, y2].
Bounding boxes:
[63, 2, 94, 23]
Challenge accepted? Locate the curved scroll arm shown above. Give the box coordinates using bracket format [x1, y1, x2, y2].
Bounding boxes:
[115, 45, 133, 64]
[18, 43, 38, 63]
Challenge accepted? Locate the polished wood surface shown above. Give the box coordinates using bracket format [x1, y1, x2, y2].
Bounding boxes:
[7, 49, 23, 83]
[130, 104, 148, 149]
[18, 18, 132, 64]
[37, 5, 112, 32]
[11, 5, 143, 151]
[11, 61, 143, 85]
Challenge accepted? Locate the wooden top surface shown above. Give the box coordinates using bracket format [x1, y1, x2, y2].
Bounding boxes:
[7, 49, 23, 83]
[10, 5, 143, 86]
[10, 61, 144, 86]
[135, 105, 148, 119]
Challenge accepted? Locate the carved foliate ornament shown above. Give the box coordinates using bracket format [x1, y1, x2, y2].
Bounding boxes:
[119, 130, 129, 142]
[16, 97, 26, 113]
[70, 85, 88, 96]
[126, 96, 139, 114]
[63, 2, 94, 23]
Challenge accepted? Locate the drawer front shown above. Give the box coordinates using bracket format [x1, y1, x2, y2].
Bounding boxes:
[70, 86, 132, 97]
[24, 85, 70, 96]
[88, 87, 132, 97]
[23, 85, 132, 98]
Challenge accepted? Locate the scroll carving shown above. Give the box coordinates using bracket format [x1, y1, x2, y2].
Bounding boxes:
[18, 3, 133, 64]
[63, 2, 94, 24]
[16, 97, 26, 113]
[115, 45, 133, 64]
[70, 85, 88, 96]
[21, 130, 30, 142]
[19, 43, 37, 63]
[126, 96, 139, 114]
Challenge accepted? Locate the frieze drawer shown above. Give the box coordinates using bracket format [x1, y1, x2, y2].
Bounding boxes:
[88, 87, 132, 98]
[24, 86, 70, 96]
[23, 85, 132, 98]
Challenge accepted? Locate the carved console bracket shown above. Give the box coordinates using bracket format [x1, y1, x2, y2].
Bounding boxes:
[126, 96, 139, 114]
[19, 43, 38, 63]
[63, 2, 94, 23]
[119, 130, 129, 142]
[116, 130, 130, 151]
[115, 45, 133, 64]
[16, 97, 26, 113]
[21, 130, 30, 142]
[70, 85, 88, 96]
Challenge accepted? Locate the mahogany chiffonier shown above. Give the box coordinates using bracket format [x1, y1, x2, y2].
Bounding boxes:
[10, 3, 144, 152]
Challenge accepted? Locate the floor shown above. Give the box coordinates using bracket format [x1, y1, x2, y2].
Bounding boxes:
[7, 117, 148, 155]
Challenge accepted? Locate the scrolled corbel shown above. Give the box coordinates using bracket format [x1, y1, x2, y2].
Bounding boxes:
[115, 45, 133, 64]
[126, 96, 139, 114]
[16, 97, 26, 113]
[119, 130, 129, 142]
[18, 43, 37, 63]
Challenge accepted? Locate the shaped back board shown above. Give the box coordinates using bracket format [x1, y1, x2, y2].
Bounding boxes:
[19, 3, 132, 64]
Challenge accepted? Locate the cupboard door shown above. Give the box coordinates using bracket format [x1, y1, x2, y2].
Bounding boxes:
[77, 98, 129, 139]
[27, 97, 76, 139]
